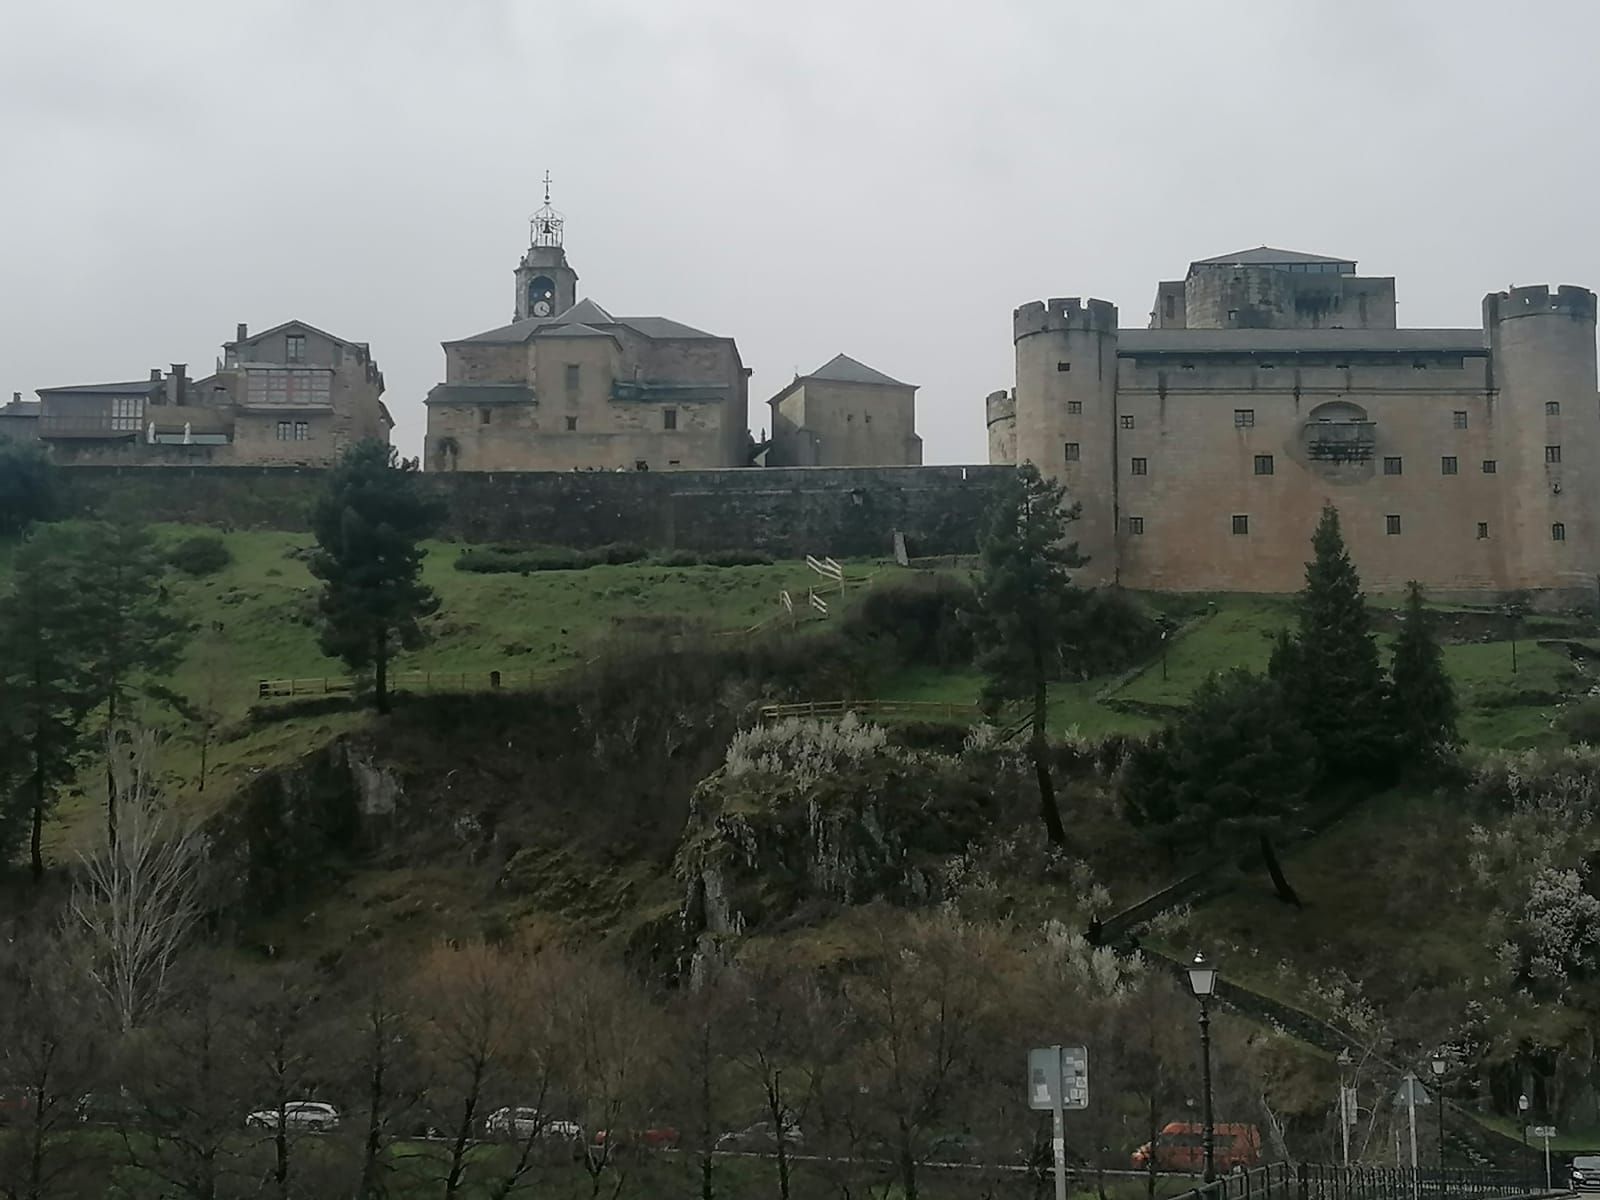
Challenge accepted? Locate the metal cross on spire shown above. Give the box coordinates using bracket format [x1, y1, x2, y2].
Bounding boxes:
[530, 170, 564, 248]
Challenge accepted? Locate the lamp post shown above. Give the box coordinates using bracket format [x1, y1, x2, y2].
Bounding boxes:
[1187, 952, 1220, 1185]
[1430, 1056, 1446, 1196]
[1518, 1093, 1531, 1191]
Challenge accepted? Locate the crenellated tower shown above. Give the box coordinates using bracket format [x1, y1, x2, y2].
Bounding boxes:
[1485, 284, 1600, 602]
[1012, 297, 1121, 583]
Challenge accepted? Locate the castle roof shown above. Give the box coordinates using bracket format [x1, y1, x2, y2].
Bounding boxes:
[35, 379, 165, 396]
[1191, 246, 1356, 269]
[423, 382, 536, 407]
[450, 298, 720, 346]
[1117, 328, 1485, 355]
[806, 353, 912, 388]
[224, 319, 368, 351]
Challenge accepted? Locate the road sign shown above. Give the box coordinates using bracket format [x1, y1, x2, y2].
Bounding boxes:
[1394, 1075, 1432, 1106]
[1341, 1086, 1359, 1128]
[1028, 1045, 1089, 1111]
[1528, 1125, 1556, 1139]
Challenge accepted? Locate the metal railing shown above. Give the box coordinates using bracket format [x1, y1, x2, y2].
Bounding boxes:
[756, 699, 981, 722]
[1170, 1164, 1551, 1200]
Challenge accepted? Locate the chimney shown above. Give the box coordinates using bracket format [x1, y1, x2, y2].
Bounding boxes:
[171, 364, 188, 407]
[150, 368, 162, 382]
[236, 322, 248, 343]
[11, 391, 19, 404]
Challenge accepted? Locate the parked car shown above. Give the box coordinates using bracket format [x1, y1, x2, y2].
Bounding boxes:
[1571, 1155, 1600, 1192]
[1131, 1123, 1261, 1172]
[717, 1121, 805, 1153]
[244, 1101, 341, 1133]
[591, 1124, 681, 1154]
[927, 1131, 983, 1163]
[482, 1106, 582, 1141]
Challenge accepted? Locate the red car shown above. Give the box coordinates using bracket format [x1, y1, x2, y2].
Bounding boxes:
[1132, 1123, 1261, 1172]
[590, 1125, 681, 1155]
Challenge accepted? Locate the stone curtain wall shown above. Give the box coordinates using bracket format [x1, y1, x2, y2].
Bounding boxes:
[60, 465, 1008, 558]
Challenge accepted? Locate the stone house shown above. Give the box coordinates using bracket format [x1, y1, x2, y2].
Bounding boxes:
[765, 354, 922, 467]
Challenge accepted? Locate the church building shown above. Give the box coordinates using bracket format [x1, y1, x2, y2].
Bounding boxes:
[424, 186, 751, 472]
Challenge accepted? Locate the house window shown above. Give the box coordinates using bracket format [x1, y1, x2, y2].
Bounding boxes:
[1441, 456, 1458, 475]
[1482, 460, 1497, 474]
[1063, 442, 1080, 462]
[1066, 400, 1082, 415]
[1120, 414, 1135, 429]
[1127, 516, 1144, 535]
[1546, 445, 1562, 464]
[110, 396, 145, 431]
[1234, 409, 1255, 428]
[565, 364, 580, 392]
[1546, 401, 1561, 416]
[294, 421, 309, 440]
[276, 421, 291, 441]
[1452, 411, 1468, 429]
[1477, 522, 1489, 540]
[1254, 454, 1274, 476]
[1130, 457, 1148, 476]
[1553, 522, 1567, 541]
[1386, 514, 1402, 535]
[1384, 456, 1403, 475]
[1057, 362, 1071, 372]
[565, 416, 578, 431]
[480, 408, 492, 425]
[1231, 514, 1249, 535]
[663, 408, 677, 430]
[286, 334, 306, 363]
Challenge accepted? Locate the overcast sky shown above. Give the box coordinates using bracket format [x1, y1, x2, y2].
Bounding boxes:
[4, 0, 1600, 465]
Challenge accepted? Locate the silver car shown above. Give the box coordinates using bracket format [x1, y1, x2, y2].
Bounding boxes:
[245, 1101, 341, 1132]
[482, 1106, 581, 1141]
[1571, 1155, 1600, 1192]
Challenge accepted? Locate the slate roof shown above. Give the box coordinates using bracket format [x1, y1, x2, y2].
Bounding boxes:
[423, 382, 536, 406]
[1117, 328, 1486, 355]
[225, 319, 363, 350]
[35, 379, 164, 396]
[449, 299, 718, 345]
[0, 399, 41, 416]
[1191, 246, 1355, 268]
[806, 353, 911, 388]
[534, 322, 618, 341]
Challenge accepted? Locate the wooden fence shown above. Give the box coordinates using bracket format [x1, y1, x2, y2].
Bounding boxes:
[256, 668, 542, 701]
[756, 699, 981, 722]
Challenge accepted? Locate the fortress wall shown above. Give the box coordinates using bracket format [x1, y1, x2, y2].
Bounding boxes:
[59, 464, 1008, 559]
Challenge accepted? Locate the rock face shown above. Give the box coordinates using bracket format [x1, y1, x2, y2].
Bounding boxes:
[674, 716, 995, 971]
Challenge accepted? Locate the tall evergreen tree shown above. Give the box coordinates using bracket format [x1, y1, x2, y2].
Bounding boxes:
[73, 519, 190, 846]
[1387, 580, 1459, 763]
[1271, 504, 1391, 776]
[970, 463, 1086, 847]
[0, 526, 98, 881]
[0, 435, 56, 536]
[309, 441, 445, 714]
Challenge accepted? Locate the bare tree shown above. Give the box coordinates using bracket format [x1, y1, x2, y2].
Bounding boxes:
[70, 732, 206, 1032]
[670, 962, 741, 1200]
[341, 967, 424, 1200]
[234, 965, 327, 1200]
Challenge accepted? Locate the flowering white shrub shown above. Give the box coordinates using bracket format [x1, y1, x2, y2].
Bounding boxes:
[1041, 918, 1145, 999]
[1521, 865, 1600, 983]
[723, 711, 893, 788]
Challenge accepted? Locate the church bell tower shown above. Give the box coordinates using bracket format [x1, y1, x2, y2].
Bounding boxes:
[513, 172, 579, 321]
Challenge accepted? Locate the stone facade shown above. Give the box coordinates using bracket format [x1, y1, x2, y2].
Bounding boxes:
[61, 464, 1008, 559]
[29, 320, 390, 468]
[425, 209, 749, 473]
[766, 354, 922, 467]
[994, 248, 1600, 605]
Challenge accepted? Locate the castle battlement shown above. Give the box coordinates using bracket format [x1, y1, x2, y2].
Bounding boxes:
[1013, 297, 1119, 340]
[1484, 284, 1598, 325]
[984, 388, 1014, 428]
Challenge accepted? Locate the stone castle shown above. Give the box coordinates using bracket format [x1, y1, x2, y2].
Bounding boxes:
[987, 248, 1600, 605]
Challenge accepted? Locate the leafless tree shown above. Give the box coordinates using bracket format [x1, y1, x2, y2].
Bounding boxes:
[340, 966, 424, 1200]
[233, 965, 328, 1200]
[670, 961, 742, 1200]
[70, 731, 206, 1032]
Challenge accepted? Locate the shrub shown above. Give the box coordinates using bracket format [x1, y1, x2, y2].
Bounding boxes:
[843, 574, 977, 667]
[652, 548, 773, 568]
[454, 542, 648, 573]
[167, 533, 234, 576]
[1559, 699, 1600, 746]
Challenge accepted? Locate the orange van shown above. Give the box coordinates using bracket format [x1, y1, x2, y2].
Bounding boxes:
[1131, 1122, 1262, 1172]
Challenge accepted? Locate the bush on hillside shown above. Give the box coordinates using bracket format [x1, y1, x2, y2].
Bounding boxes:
[1559, 699, 1600, 746]
[0, 435, 56, 536]
[843, 574, 977, 667]
[167, 532, 234, 576]
[454, 543, 648, 573]
[656, 548, 774, 567]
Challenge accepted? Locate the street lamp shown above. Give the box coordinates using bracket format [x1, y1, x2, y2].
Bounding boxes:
[1187, 952, 1219, 1185]
[1430, 1056, 1447, 1195]
[1518, 1093, 1531, 1190]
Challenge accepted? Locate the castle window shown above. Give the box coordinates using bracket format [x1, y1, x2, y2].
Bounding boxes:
[286, 334, 306, 363]
[294, 421, 308, 440]
[663, 408, 677, 430]
[1477, 522, 1489, 540]
[1334, 362, 1350, 370]
[1130, 457, 1148, 476]
[1164, 295, 1176, 319]
[1412, 361, 1427, 370]
[1227, 309, 1238, 323]
[565, 364, 580, 392]
[1057, 361, 1071, 372]
[1546, 445, 1562, 464]
[1546, 400, 1561, 416]
[1254, 454, 1274, 476]
[1067, 400, 1082, 415]
[1384, 456, 1403, 475]
[1258, 362, 1275, 371]
[1553, 522, 1567, 541]
[1127, 516, 1145, 535]
[480, 408, 492, 426]
[668, 459, 681, 466]
[275, 421, 291, 441]
[1452, 410, 1468, 429]
[1482, 460, 1497, 474]
[1063, 442, 1080, 462]
[1441, 456, 1458, 475]
[1231, 514, 1249, 535]
[1386, 514, 1402, 535]
[1181, 362, 1195, 371]
[1120, 415, 1135, 430]
[1234, 409, 1255, 428]
[566, 416, 578, 431]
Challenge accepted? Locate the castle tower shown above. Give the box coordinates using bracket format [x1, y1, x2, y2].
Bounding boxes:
[513, 172, 579, 321]
[1485, 284, 1600, 603]
[985, 388, 1017, 464]
[1012, 297, 1120, 583]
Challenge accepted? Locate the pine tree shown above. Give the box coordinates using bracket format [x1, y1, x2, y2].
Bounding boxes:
[1273, 504, 1391, 776]
[1387, 580, 1459, 763]
[970, 463, 1086, 847]
[0, 525, 99, 881]
[0, 435, 56, 536]
[73, 519, 191, 845]
[309, 441, 445, 714]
